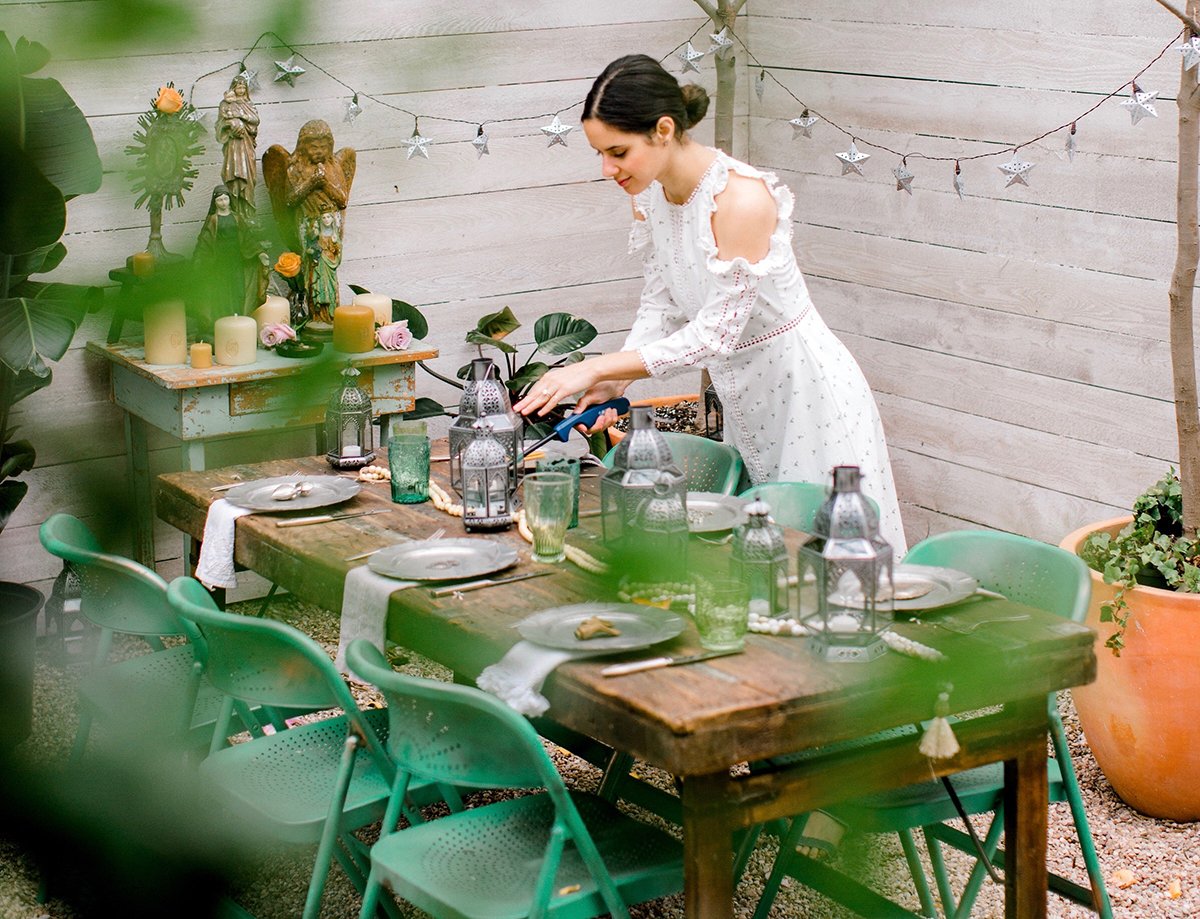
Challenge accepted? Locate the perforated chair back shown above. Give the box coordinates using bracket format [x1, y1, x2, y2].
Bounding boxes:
[903, 529, 1090, 623]
[604, 431, 744, 494]
[738, 481, 882, 534]
[40, 513, 186, 640]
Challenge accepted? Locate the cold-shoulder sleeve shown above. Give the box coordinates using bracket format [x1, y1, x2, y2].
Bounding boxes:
[622, 201, 686, 353]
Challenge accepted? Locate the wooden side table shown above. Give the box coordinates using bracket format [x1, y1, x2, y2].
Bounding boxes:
[87, 339, 438, 566]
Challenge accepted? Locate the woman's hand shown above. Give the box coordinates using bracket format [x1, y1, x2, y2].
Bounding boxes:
[513, 361, 599, 417]
[572, 379, 629, 433]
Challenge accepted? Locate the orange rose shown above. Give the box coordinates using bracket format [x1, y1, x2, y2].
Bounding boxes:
[274, 252, 302, 278]
[154, 85, 184, 114]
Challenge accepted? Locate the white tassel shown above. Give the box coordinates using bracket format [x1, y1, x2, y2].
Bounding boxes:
[919, 690, 960, 759]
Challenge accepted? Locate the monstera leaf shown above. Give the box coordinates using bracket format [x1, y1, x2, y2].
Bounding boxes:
[533, 313, 597, 355]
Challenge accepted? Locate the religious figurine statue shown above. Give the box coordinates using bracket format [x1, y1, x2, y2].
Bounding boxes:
[215, 74, 260, 219]
[263, 119, 356, 327]
[192, 184, 270, 326]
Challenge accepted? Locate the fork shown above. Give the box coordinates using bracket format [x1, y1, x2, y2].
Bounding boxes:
[211, 470, 303, 492]
[343, 527, 445, 562]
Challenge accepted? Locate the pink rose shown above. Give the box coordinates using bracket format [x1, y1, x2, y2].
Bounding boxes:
[376, 320, 412, 351]
[261, 322, 297, 348]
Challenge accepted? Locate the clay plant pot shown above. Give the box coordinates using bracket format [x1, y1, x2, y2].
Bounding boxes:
[1061, 517, 1200, 820]
[606, 393, 699, 446]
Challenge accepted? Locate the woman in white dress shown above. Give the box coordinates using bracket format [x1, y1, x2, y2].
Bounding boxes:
[514, 54, 905, 551]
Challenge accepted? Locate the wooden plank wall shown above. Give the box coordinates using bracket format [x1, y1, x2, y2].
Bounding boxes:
[1, 0, 742, 595]
[746, 0, 1183, 545]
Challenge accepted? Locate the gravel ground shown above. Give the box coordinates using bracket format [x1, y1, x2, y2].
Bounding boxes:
[2, 590, 1197, 919]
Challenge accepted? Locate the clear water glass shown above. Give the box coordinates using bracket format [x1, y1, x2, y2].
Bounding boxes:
[693, 575, 750, 651]
[523, 471, 573, 563]
[388, 433, 430, 504]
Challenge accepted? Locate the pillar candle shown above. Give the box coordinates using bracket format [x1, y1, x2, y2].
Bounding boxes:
[214, 314, 257, 366]
[189, 342, 213, 370]
[131, 251, 155, 277]
[253, 295, 291, 334]
[352, 293, 392, 327]
[332, 304, 376, 353]
[142, 299, 187, 365]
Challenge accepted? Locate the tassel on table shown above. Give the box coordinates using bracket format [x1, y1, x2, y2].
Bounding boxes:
[919, 688, 960, 759]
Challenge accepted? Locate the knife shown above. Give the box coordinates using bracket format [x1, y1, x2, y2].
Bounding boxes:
[276, 508, 390, 528]
[600, 649, 743, 677]
[521, 398, 631, 459]
[429, 569, 555, 598]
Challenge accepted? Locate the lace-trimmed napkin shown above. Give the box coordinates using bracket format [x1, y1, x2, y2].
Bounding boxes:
[477, 641, 608, 717]
[195, 499, 254, 590]
[336, 565, 418, 674]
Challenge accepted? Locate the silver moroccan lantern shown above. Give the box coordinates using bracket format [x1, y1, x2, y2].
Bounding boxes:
[732, 499, 789, 616]
[702, 382, 724, 440]
[798, 465, 894, 662]
[324, 363, 376, 470]
[448, 358, 523, 496]
[461, 418, 517, 532]
[600, 406, 681, 545]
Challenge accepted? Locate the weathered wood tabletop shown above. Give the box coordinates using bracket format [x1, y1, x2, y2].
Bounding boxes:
[156, 448, 1097, 919]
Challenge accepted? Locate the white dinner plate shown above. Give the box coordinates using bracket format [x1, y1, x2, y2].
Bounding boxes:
[223, 475, 360, 512]
[368, 537, 519, 581]
[828, 564, 979, 612]
[517, 602, 686, 651]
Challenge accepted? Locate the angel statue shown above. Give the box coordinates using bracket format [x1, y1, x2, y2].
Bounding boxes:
[263, 119, 356, 328]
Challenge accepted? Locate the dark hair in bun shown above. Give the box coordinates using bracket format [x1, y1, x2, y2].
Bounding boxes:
[583, 54, 709, 139]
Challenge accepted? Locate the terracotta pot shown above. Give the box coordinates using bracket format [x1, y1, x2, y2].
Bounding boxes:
[607, 393, 699, 446]
[1061, 517, 1200, 820]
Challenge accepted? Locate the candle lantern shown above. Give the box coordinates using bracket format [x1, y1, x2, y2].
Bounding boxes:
[732, 499, 789, 615]
[461, 419, 517, 532]
[702, 382, 724, 441]
[324, 363, 376, 470]
[448, 358, 523, 496]
[798, 465, 894, 662]
[630, 470, 689, 572]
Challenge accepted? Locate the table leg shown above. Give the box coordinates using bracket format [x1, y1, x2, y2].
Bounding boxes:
[124, 412, 156, 568]
[1003, 732, 1049, 919]
[181, 440, 207, 568]
[681, 773, 735, 919]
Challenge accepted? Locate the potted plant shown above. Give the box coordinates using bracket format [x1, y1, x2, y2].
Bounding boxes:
[0, 33, 103, 745]
[1059, 3, 1200, 821]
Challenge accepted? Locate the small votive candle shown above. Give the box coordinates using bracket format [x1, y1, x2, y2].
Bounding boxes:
[131, 250, 155, 277]
[352, 293, 392, 327]
[214, 314, 257, 366]
[332, 304, 375, 353]
[142, 299, 187, 365]
[253, 295, 290, 335]
[189, 341, 213, 370]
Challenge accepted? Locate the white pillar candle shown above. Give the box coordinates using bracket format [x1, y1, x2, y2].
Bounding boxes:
[214, 314, 257, 366]
[353, 293, 392, 327]
[253, 295, 290, 334]
[142, 299, 187, 365]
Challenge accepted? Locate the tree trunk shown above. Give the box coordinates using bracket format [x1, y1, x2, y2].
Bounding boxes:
[1172, 2, 1200, 536]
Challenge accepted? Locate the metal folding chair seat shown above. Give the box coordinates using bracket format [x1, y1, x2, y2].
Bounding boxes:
[753, 531, 1112, 919]
[604, 430, 744, 494]
[167, 576, 451, 919]
[347, 639, 684, 919]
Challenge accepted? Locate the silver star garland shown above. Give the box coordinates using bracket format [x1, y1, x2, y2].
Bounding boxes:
[677, 42, 705, 73]
[789, 112, 819, 139]
[1120, 85, 1158, 126]
[893, 163, 915, 195]
[403, 127, 431, 160]
[709, 27, 734, 60]
[755, 69, 766, 102]
[273, 55, 305, 86]
[835, 140, 870, 176]
[1181, 36, 1200, 71]
[540, 114, 573, 147]
[997, 154, 1034, 188]
[1065, 129, 1077, 162]
[343, 95, 362, 124]
[953, 166, 966, 201]
[237, 66, 260, 93]
[472, 126, 490, 158]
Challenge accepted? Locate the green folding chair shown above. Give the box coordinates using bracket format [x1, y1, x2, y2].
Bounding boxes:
[346, 638, 684, 919]
[738, 481, 880, 532]
[166, 577, 454, 919]
[753, 530, 1112, 919]
[38, 514, 242, 762]
[604, 430, 744, 494]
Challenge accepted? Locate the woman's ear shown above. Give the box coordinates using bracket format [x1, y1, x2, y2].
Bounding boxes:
[655, 115, 676, 144]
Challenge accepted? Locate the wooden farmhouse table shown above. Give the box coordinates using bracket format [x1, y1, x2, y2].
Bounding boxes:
[89, 339, 437, 567]
[156, 449, 1097, 919]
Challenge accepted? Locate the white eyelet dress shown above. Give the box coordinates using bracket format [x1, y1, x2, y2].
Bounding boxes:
[624, 150, 906, 552]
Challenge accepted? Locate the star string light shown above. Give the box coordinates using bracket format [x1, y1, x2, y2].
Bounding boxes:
[952, 161, 966, 201]
[272, 55, 305, 86]
[403, 122, 431, 160]
[1065, 122, 1077, 162]
[997, 152, 1034, 188]
[789, 111, 818, 139]
[1180, 35, 1200, 70]
[343, 94, 362, 124]
[836, 140, 870, 176]
[237, 64, 260, 92]
[472, 125, 490, 158]
[893, 160, 915, 195]
[677, 42, 705, 73]
[1119, 83, 1159, 125]
[709, 27, 735, 60]
[540, 114, 573, 147]
[755, 68, 767, 102]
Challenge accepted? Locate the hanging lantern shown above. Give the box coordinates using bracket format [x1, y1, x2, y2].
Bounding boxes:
[324, 363, 376, 470]
[702, 382, 724, 441]
[732, 499, 789, 615]
[461, 418, 517, 532]
[448, 358, 523, 496]
[797, 465, 894, 662]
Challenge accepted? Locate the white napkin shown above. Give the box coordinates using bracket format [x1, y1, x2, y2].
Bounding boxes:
[195, 499, 255, 590]
[476, 641, 596, 717]
[336, 564, 418, 673]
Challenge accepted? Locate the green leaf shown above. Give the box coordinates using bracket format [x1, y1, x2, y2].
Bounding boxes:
[465, 329, 517, 354]
[7, 364, 51, 407]
[401, 397, 452, 420]
[390, 299, 428, 339]
[0, 295, 86, 373]
[0, 140, 66, 256]
[509, 361, 550, 391]
[0, 479, 28, 534]
[13, 37, 50, 75]
[533, 312, 597, 355]
[475, 306, 520, 340]
[0, 437, 34, 478]
[347, 284, 369, 296]
[16, 74, 102, 200]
